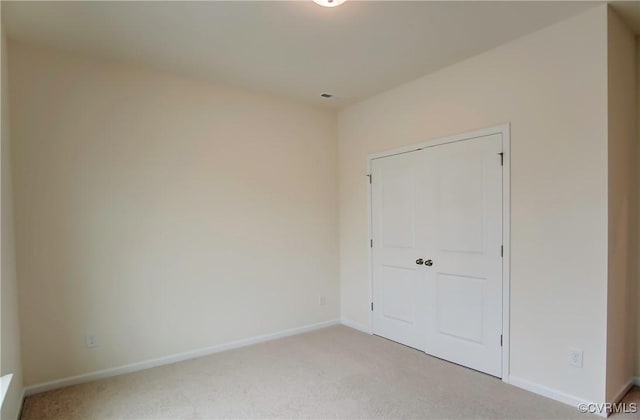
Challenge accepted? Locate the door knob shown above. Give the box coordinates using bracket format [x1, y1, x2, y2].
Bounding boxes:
[425, 259, 433, 267]
[416, 258, 424, 265]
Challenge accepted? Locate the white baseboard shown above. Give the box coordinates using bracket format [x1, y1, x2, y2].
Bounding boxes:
[508, 376, 601, 416]
[610, 379, 634, 405]
[508, 376, 639, 418]
[18, 387, 25, 420]
[340, 318, 372, 334]
[24, 319, 340, 397]
[0, 374, 13, 411]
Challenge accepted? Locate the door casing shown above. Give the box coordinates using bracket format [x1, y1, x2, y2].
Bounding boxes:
[366, 123, 511, 383]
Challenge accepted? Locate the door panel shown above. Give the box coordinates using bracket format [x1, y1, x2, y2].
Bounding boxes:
[437, 153, 485, 254]
[372, 133, 503, 377]
[424, 134, 503, 377]
[435, 273, 485, 344]
[381, 168, 416, 249]
[380, 266, 416, 324]
[372, 151, 427, 350]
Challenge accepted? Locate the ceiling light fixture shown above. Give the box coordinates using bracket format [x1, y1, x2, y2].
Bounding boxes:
[313, 0, 347, 8]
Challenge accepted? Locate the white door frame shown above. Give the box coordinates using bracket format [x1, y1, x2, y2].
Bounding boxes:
[366, 123, 511, 383]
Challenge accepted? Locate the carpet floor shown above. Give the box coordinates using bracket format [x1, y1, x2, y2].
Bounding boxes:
[21, 325, 639, 419]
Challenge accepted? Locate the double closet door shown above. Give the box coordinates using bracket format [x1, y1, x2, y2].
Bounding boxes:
[371, 133, 503, 377]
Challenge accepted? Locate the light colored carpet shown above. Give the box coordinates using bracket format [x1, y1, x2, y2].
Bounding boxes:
[21, 326, 637, 419]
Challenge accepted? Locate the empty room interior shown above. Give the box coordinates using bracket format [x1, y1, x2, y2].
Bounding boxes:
[1, 0, 640, 419]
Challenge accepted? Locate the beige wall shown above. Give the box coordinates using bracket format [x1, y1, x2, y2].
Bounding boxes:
[1, 26, 24, 420]
[605, 7, 636, 402]
[4, 1, 637, 408]
[338, 5, 610, 404]
[9, 41, 339, 387]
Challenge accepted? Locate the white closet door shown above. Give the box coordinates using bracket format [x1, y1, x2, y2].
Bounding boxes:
[422, 134, 503, 377]
[371, 133, 503, 377]
[371, 150, 430, 350]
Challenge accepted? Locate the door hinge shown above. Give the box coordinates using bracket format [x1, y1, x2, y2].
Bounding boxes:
[501, 245, 503, 257]
[371, 302, 374, 311]
[500, 334, 503, 347]
[370, 239, 373, 248]
[367, 174, 372, 184]
[499, 152, 504, 166]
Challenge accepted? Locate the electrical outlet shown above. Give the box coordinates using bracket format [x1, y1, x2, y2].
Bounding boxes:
[86, 334, 98, 348]
[568, 348, 583, 368]
[319, 296, 327, 306]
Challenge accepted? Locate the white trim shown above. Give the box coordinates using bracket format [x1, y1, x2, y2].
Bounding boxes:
[367, 124, 511, 161]
[609, 379, 634, 405]
[366, 123, 511, 380]
[366, 147, 374, 339]
[0, 375, 24, 420]
[0, 374, 13, 408]
[500, 125, 511, 382]
[24, 319, 339, 396]
[19, 387, 25, 418]
[508, 375, 602, 416]
[508, 376, 636, 418]
[340, 318, 372, 334]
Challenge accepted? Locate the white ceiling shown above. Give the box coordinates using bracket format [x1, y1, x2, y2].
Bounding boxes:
[2, 1, 602, 108]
